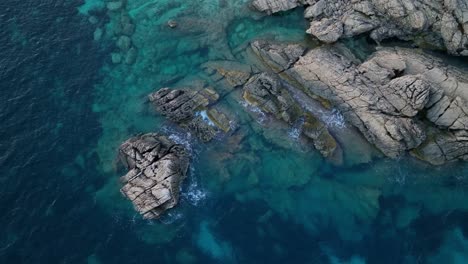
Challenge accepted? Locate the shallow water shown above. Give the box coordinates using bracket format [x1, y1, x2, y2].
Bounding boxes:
[1, 0, 468, 263]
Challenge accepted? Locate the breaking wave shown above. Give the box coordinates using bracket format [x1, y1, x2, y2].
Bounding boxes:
[196, 110, 216, 127]
[160, 211, 184, 225]
[161, 126, 195, 154]
[320, 109, 346, 129]
[182, 166, 207, 206]
[239, 101, 267, 124]
[288, 117, 304, 140]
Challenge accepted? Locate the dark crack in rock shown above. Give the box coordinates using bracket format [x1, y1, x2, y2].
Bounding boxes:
[119, 133, 190, 219]
[149, 87, 232, 142]
[253, 40, 468, 164]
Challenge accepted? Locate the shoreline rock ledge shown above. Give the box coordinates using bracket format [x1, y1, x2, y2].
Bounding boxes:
[252, 40, 468, 164]
[252, 0, 468, 56]
[118, 133, 190, 219]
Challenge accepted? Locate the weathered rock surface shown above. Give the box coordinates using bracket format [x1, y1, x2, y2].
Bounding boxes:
[244, 72, 303, 124]
[302, 112, 338, 158]
[149, 87, 232, 142]
[252, 40, 468, 164]
[119, 133, 190, 219]
[251, 0, 301, 14]
[243, 72, 339, 158]
[252, 0, 468, 55]
[251, 40, 306, 72]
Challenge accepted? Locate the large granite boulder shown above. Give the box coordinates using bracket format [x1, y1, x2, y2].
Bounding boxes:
[252, 40, 468, 164]
[149, 87, 232, 142]
[119, 133, 190, 219]
[252, 0, 468, 55]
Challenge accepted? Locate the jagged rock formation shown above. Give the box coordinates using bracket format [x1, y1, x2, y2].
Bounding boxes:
[243, 72, 339, 158]
[251, 0, 301, 14]
[251, 40, 306, 72]
[252, 0, 468, 55]
[148, 87, 232, 142]
[252, 40, 468, 164]
[244, 72, 303, 124]
[119, 133, 190, 219]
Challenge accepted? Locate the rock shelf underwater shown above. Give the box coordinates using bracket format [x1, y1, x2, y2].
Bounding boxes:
[1, 0, 468, 263]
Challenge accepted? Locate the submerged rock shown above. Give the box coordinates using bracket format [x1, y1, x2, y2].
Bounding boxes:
[106, 1, 124, 11]
[119, 133, 190, 219]
[125, 47, 138, 65]
[111, 52, 122, 64]
[253, 40, 468, 164]
[167, 20, 178, 28]
[202, 60, 255, 90]
[116, 35, 131, 52]
[252, 0, 468, 55]
[149, 87, 232, 142]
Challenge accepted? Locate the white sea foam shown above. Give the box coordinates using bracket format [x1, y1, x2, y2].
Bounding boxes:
[394, 162, 407, 185]
[239, 101, 267, 124]
[288, 118, 304, 140]
[161, 127, 194, 154]
[160, 211, 184, 225]
[288, 127, 301, 140]
[183, 167, 207, 206]
[196, 110, 216, 127]
[320, 109, 346, 129]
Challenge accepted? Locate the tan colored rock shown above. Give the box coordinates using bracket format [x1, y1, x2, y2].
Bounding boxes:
[119, 133, 190, 219]
[148, 87, 232, 142]
[306, 18, 343, 43]
[253, 0, 468, 55]
[243, 72, 339, 158]
[252, 40, 468, 163]
[251, 0, 300, 14]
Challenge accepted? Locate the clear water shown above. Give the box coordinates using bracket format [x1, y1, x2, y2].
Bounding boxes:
[1, 0, 468, 263]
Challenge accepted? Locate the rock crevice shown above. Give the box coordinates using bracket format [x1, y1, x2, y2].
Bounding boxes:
[119, 133, 190, 219]
[251, 40, 468, 164]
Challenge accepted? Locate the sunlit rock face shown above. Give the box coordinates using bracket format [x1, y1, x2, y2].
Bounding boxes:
[251, 39, 468, 164]
[119, 133, 190, 219]
[148, 87, 233, 142]
[252, 0, 468, 56]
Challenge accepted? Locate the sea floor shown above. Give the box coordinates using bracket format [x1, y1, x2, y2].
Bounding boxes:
[1, 0, 468, 263]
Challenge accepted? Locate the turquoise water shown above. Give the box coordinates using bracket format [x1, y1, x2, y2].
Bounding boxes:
[1, 0, 468, 263]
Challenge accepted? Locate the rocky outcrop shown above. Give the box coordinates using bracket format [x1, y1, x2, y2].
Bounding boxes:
[244, 72, 303, 124]
[252, 0, 468, 55]
[243, 72, 339, 158]
[252, 40, 468, 164]
[251, 40, 306, 72]
[149, 87, 232, 142]
[119, 133, 190, 219]
[202, 60, 255, 89]
[302, 112, 338, 158]
[251, 0, 301, 14]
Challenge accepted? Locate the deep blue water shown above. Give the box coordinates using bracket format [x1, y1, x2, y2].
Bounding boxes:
[2, 1, 468, 264]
